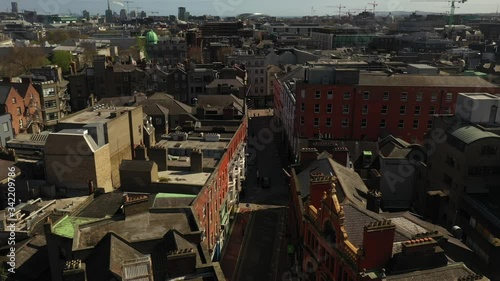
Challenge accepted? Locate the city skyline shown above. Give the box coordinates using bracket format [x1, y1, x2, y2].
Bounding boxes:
[1, 0, 500, 17]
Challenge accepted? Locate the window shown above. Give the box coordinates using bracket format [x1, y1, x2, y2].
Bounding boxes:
[155, 118, 162, 125]
[362, 105, 368, 115]
[19, 119, 23, 128]
[383, 92, 389, 100]
[16, 107, 21, 116]
[400, 106, 406, 115]
[47, 112, 58, 121]
[416, 92, 422, 101]
[326, 104, 332, 113]
[429, 106, 436, 115]
[314, 117, 319, 127]
[415, 106, 421, 115]
[301, 103, 305, 111]
[380, 119, 386, 128]
[431, 92, 437, 101]
[203, 206, 206, 218]
[327, 91, 333, 100]
[12, 98, 16, 104]
[260, 77, 264, 83]
[446, 93, 453, 101]
[481, 145, 497, 156]
[314, 104, 320, 113]
[326, 118, 332, 127]
[2, 122, 9, 132]
[342, 105, 349, 114]
[343, 92, 350, 100]
[361, 119, 367, 128]
[341, 119, 349, 128]
[381, 105, 388, 115]
[401, 92, 408, 101]
[301, 90, 305, 98]
[398, 120, 404, 128]
[363, 91, 370, 100]
[427, 120, 433, 129]
[413, 120, 419, 129]
[44, 100, 55, 110]
[300, 116, 304, 125]
[315, 91, 321, 99]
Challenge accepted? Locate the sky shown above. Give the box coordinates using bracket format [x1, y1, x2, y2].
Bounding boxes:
[1, 0, 499, 17]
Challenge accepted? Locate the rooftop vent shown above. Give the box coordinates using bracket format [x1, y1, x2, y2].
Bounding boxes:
[204, 133, 221, 142]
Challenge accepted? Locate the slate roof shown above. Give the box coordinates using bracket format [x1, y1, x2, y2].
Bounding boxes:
[386, 262, 484, 281]
[0, 85, 12, 104]
[448, 125, 500, 144]
[14, 235, 48, 279]
[378, 136, 412, 158]
[297, 156, 368, 208]
[75, 192, 124, 218]
[196, 94, 244, 112]
[143, 93, 194, 116]
[0, 82, 30, 98]
[141, 103, 169, 116]
[341, 203, 415, 248]
[85, 232, 146, 280]
[359, 73, 498, 88]
[206, 78, 245, 88]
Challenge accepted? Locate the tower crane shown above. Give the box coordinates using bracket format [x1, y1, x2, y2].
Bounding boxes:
[122, 0, 133, 18]
[448, 0, 467, 25]
[327, 5, 346, 18]
[367, 1, 378, 14]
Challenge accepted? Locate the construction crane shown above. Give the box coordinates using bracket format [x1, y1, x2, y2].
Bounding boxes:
[367, 1, 378, 14]
[122, 0, 133, 18]
[311, 6, 316, 16]
[327, 5, 346, 18]
[448, 0, 467, 25]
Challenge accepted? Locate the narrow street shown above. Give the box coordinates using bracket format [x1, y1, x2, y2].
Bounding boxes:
[231, 113, 291, 281]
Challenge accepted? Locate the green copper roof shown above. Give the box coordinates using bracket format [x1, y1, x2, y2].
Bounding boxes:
[146, 30, 158, 45]
[156, 193, 196, 198]
[52, 215, 99, 239]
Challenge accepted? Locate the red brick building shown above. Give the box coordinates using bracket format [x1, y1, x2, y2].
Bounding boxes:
[289, 150, 486, 281]
[191, 116, 247, 259]
[292, 68, 500, 143]
[0, 78, 43, 134]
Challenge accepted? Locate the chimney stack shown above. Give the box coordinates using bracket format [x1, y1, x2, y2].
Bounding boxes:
[190, 149, 203, 173]
[366, 189, 382, 213]
[299, 148, 319, 171]
[63, 260, 87, 281]
[360, 220, 396, 270]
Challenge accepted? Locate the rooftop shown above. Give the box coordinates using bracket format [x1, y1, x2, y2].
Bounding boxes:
[386, 262, 486, 281]
[460, 92, 500, 100]
[75, 211, 196, 250]
[52, 215, 101, 239]
[448, 125, 500, 145]
[158, 170, 211, 186]
[153, 193, 197, 208]
[358, 73, 498, 88]
[60, 106, 136, 124]
[157, 138, 229, 151]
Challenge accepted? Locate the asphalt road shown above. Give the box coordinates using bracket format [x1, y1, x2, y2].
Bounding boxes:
[234, 114, 289, 281]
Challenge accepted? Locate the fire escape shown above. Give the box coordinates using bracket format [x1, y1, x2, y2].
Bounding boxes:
[59, 89, 71, 115]
[23, 96, 43, 133]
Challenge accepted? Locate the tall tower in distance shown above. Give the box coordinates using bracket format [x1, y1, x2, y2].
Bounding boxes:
[105, 0, 113, 23]
[178, 7, 186, 21]
[11, 2, 18, 13]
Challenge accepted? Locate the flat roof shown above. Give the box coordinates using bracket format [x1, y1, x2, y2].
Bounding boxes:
[52, 215, 101, 239]
[408, 63, 438, 69]
[76, 212, 194, 249]
[157, 139, 229, 150]
[158, 170, 211, 186]
[60, 106, 136, 124]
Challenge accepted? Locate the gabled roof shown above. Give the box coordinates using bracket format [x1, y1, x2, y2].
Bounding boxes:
[85, 232, 146, 280]
[163, 229, 195, 253]
[297, 156, 368, 208]
[75, 192, 124, 218]
[0, 82, 30, 98]
[206, 78, 245, 88]
[379, 135, 412, 158]
[141, 103, 169, 116]
[144, 93, 194, 116]
[196, 94, 244, 110]
[0, 85, 13, 104]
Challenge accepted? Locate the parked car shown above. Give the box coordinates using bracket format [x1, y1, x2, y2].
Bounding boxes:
[262, 177, 271, 188]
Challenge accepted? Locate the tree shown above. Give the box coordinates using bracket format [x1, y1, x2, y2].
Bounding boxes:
[51, 51, 72, 73]
[188, 46, 203, 64]
[0, 47, 50, 77]
[216, 47, 234, 63]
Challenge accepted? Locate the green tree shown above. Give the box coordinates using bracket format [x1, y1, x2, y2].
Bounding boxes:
[51, 51, 72, 73]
